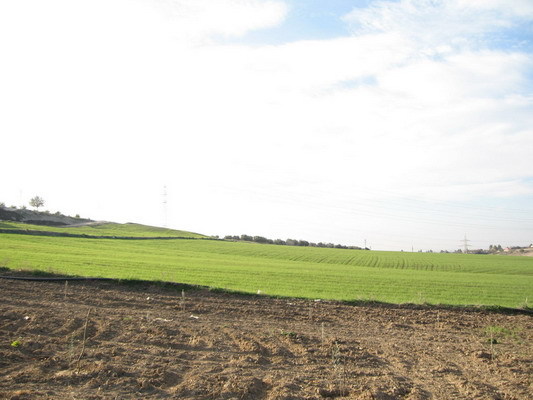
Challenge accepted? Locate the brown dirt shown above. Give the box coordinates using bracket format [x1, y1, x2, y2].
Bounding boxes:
[1, 275, 531, 400]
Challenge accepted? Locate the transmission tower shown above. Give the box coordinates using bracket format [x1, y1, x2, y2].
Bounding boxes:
[461, 234, 471, 254]
[162, 185, 168, 228]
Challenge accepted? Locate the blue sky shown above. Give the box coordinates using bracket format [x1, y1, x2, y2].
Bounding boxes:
[233, 0, 533, 51]
[230, 0, 369, 44]
[1, 0, 532, 250]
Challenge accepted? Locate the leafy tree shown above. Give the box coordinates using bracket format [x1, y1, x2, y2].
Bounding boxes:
[29, 196, 45, 210]
[253, 236, 268, 244]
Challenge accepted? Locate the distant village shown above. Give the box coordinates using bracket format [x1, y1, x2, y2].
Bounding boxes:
[429, 244, 533, 255]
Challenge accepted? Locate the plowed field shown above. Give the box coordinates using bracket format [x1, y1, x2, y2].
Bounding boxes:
[1, 274, 531, 400]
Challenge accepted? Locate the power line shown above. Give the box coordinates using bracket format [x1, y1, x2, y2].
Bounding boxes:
[215, 184, 533, 226]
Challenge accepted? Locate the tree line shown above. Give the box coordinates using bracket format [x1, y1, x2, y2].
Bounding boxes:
[223, 234, 367, 250]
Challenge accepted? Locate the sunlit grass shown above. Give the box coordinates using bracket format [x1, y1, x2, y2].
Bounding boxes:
[0, 229, 532, 308]
[0, 221, 205, 238]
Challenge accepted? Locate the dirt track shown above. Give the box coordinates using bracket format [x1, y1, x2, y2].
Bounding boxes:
[0, 274, 531, 399]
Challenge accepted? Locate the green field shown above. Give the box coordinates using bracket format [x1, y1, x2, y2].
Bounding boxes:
[1, 224, 532, 308]
[0, 221, 205, 238]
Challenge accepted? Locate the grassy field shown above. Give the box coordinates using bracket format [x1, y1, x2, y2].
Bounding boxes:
[1, 224, 532, 308]
[0, 221, 205, 238]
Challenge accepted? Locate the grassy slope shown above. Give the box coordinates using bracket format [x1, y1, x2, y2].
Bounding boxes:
[0, 221, 205, 238]
[1, 230, 532, 308]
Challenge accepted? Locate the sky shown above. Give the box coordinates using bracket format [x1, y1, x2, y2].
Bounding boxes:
[1, 0, 533, 251]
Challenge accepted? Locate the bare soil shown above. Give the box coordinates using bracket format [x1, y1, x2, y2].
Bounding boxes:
[1, 274, 531, 400]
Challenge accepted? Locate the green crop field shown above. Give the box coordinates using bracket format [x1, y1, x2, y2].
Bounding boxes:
[1, 223, 532, 308]
[0, 221, 205, 238]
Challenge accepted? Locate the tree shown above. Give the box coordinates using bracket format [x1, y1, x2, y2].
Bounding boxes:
[253, 236, 268, 244]
[29, 196, 45, 210]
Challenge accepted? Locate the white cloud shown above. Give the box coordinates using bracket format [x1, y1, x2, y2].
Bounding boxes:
[375, 51, 533, 105]
[343, 0, 533, 53]
[457, 0, 533, 18]
[152, 0, 288, 41]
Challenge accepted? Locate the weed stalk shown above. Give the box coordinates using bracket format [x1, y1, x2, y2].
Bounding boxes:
[76, 307, 92, 373]
[331, 341, 347, 396]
